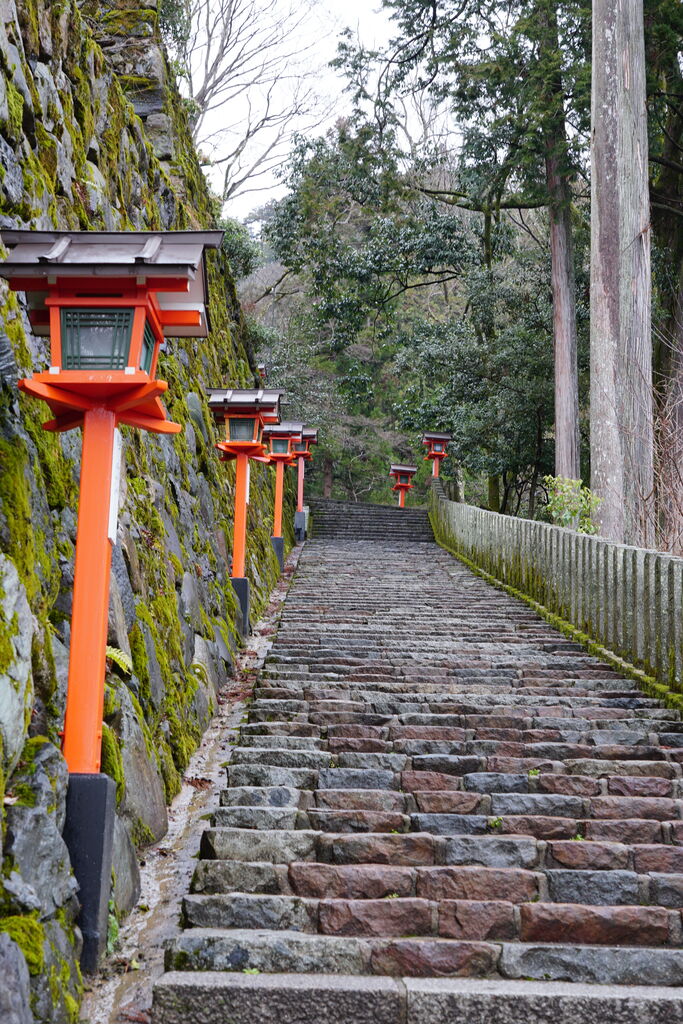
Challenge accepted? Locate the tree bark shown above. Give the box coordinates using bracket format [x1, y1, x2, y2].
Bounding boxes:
[538, 3, 581, 481]
[650, 58, 683, 552]
[547, 151, 580, 479]
[590, 0, 654, 546]
[323, 456, 333, 498]
[487, 474, 500, 513]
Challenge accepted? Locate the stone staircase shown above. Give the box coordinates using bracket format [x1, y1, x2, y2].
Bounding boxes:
[309, 497, 434, 541]
[154, 519, 683, 1023]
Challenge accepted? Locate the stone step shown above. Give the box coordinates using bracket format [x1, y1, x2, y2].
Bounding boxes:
[155, 510, 683, 1021]
[180, 893, 681, 946]
[154, 972, 683, 1024]
[163, 929, 683, 984]
[190, 834, 683, 896]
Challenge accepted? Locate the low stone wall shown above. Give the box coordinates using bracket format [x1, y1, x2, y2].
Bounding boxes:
[430, 484, 683, 708]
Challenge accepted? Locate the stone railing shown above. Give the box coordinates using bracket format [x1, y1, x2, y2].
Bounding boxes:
[430, 483, 683, 704]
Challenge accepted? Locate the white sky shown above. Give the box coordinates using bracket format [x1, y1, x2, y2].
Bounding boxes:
[217, 0, 394, 220]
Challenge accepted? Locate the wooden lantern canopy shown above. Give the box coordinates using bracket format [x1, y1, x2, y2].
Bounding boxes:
[2, 229, 222, 436]
[293, 427, 318, 540]
[389, 463, 417, 508]
[263, 421, 304, 570]
[422, 431, 451, 478]
[206, 388, 283, 632]
[0, 228, 223, 971]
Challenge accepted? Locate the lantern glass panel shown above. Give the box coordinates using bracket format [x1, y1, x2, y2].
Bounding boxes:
[434, 443, 443, 452]
[229, 416, 256, 441]
[61, 308, 134, 370]
[399, 474, 409, 484]
[293, 442, 307, 452]
[271, 437, 289, 454]
[140, 319, 156, 375]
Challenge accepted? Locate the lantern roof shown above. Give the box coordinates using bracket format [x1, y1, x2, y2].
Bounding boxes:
[390, 464, 418, 475]
[263, 420, 304, 440]
[422, 431, 452, 442]
[206, 387, 283, 424]
[0, 229, 224, 338]
[302, 427, 318, 444]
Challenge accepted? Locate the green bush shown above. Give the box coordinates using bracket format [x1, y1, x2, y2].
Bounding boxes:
[542, 476, 602, 534]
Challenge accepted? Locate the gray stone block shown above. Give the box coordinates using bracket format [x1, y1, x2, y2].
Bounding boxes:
[231, 748, 330, 770]
[444, 835, 540, 868]
[649, 873, 683, 908]
[336, 752, 410, 771]
[463, 773, 529, 793]
[500, 942, 683, 986]
[318, 769, 398, 791]
[412, 756, 484, 776]
[200, 828, 318, 863]
[153, 971, 404, 1024]
[490, 793, 585, 818]
[219, 786, 305, 808]
[545, 869, 640, 905]
[164, 929, 372, 974]
[182, 893, 318, 931]
[211, 806, 301, 830]
[411, 814, 490, 835]
[405, 972, 683, 1022]
[227, 766, 319, 791]
[190, 860, 290, 895]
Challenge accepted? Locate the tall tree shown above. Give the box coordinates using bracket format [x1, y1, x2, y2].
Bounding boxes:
[646, 0, 683, 552]
[590, 0, 654, 545]
[344, 0, 589, 477]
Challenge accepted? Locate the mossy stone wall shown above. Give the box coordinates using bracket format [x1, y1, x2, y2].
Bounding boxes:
[0, 2, 288, 1020]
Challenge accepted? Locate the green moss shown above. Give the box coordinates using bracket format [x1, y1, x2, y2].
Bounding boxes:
[0, 436, 56, 609]
[16, 736, 50, 774]
[100, 8, 157, 37]
[6, 781, 36, 807]
[35, 122, 58, 186]
[0, 607, 17, 677]
[131, 819, 155, 847]
[103, 682, 122, 720]
[5, 81, 24, 142]
[129, 623, 150, 701]
[100, 723, 125, 804]
[0, 915, 45, 975]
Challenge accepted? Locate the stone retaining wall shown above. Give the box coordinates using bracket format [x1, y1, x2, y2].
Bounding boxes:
[430, 484, 683, 708]
[0, 2, 290, 1020]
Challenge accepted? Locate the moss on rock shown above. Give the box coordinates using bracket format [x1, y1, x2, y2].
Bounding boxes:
[0, 915, 45, 975]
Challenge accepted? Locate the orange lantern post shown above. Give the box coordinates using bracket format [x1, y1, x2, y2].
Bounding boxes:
[292, 427, 318, 540]
[0, 228, 223, 971]
[263, 421, 304, 569]
[206, 388, 282, 632]
[422, 431, 451, 478]
[389, 464, 417, 507]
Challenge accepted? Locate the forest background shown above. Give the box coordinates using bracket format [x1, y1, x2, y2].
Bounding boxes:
[162, 0, 683, 549]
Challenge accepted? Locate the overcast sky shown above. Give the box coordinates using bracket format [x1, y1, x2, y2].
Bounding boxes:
[219, 0, 394, 219]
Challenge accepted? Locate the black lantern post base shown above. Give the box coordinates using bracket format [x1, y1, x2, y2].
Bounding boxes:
[62, 773, 116, 973]
[270, 536, 284, 571]
[294, 510, 306, 541]
[231, 577, 250, 636]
